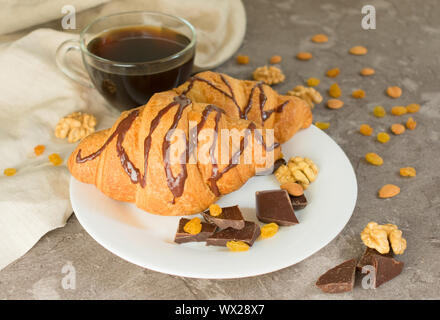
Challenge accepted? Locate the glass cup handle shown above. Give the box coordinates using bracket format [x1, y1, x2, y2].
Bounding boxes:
[56, 39, 94, 88]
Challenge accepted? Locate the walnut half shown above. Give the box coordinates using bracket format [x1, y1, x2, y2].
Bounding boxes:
[55, 112, 97, 143]
[252, 66, 285, 85]
[275, 156, 319, 189]
[286, 85, 322, 109]
[361, 222, 407, 255]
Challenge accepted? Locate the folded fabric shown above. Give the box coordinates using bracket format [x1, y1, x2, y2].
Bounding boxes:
[0, 29, 120, 270]
[0, 0, 247, 271]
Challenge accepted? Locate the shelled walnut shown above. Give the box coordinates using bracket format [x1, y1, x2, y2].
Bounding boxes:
[360, 222, 407, 255]
[55, 112, 97, 143]
[252, 65, 285, 85]
[286, 86, 322, 108]
[275, 156, 319, 189]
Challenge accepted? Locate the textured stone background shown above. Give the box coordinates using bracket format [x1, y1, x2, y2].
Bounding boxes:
[1, 0, 439, 299]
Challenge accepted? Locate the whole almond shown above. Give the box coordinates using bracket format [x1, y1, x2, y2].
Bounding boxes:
[269, 55, 282, 64]
[349, 46, 367, 55]
[378, 184, 400, 199]
[281, 182, 304, 196]
[360, 68, 375, 76]
[386, 86, 402, 98]
[311, 34, 328, 43]
[296, 52, 313, 61]
[327, 99, 344, 109]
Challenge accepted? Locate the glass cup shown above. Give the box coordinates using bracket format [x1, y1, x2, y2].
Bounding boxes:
[56, 11, 196, 111]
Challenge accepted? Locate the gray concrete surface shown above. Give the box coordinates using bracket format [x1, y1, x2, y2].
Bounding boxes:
[1, 0, 439, 299]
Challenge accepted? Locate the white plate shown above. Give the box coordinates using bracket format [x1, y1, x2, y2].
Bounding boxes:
[70, 125, 357, 279]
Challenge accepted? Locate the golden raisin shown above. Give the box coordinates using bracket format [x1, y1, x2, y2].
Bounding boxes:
[359, 124, 373, 136]
[226, 240, 250, 252]
[269, 55, 282, 64]
[34, 145, 45, 156]
[48, 153, 63, 166]
[373, 106, 386, 118]
[209, 204, 222, 217]
[406, 117, 417, 130]
[4, 168, 17, 176]
[391, 124, 405, 135]
[236, 55, 249, 65]
[260, 223, 279, 239]
[400, 167, 416, 177]
[406, 103, 420, 113]
[360, 68, 375, 76]
[311, 34, 328, 43]
[377, 132, 390, 143]
[315, 122, 330, 130]
[296, 52, 312, 61]
[391, 106, 407, 116]
[365, 153, 383, 166]
[307, 77, 320, 87]
[326, 68, 340, 78]
[183, 217, 202, 235]
[352, 89, 366, 99]
[349, 46, 368, 55]
[328, 83, 341, 98]
[327, 99, 344, 109]
[386, 86, 402, 98]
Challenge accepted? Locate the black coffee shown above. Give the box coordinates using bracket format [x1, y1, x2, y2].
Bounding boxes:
[86, 25, 194, 111]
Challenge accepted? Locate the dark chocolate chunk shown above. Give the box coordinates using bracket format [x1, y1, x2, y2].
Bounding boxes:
[174, 218, 217, 244]
[289, 194, 308, 210]
[256, 190, 298, 226]
[316, 259, 357, 293]
[370, 253, 404, 288]
[272, 158, 287, 173]
[202, 205, 245, 230]
[357, 247, 393, 271]
[206, 221, 260, 247]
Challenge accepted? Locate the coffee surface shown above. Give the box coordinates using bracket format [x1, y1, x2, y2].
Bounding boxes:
[88, 26, 190, 63]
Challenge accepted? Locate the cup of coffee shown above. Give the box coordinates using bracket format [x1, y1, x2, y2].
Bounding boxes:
[56, 11, 196, 111]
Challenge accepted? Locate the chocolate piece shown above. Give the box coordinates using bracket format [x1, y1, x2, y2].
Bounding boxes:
[289, 194, 308, 210]
[316, 259, 357, 293]
[202, 205, 245, 230]
[256, 190, 298, 226]
[174, 218, 217, 244]
[357, 247, 393, 271]
[272, 158, 287, 173]
[371, 254, 404, 288]
[206, 221, 260, 247]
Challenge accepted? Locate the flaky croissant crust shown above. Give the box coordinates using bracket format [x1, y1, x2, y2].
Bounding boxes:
[68, 72, 312, 216]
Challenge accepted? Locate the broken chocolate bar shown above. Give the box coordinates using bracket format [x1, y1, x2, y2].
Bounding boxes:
[316, 259, 357, 293]
[174, 218, 217, 244]
[256, 190, 298, 226]
[202, 205, 245, 230]
[206, 221, 260, 247]
[289, 194, 308, 210]
[357, 247, 393, 271]
[366, 252, 404, 288]
[272, 158, 287, 174]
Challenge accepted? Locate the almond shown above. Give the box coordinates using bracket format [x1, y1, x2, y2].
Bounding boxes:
[326, 99, 344, 109]
[378, 184, 400, 199]
[280, 182, 304, 196]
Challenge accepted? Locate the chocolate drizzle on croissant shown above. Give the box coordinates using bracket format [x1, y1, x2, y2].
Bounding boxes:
[69, 71, 312, 215]
[183, 75, 290, 126]
[76, 108, 141, 183]
[75, 97, 279, 201]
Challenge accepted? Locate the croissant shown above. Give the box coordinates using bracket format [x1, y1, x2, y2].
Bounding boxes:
[174, 71, 312, 143]
[68, 72, 312, 216]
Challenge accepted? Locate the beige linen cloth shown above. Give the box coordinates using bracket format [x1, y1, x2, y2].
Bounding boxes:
[0, 0, 246, 270]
